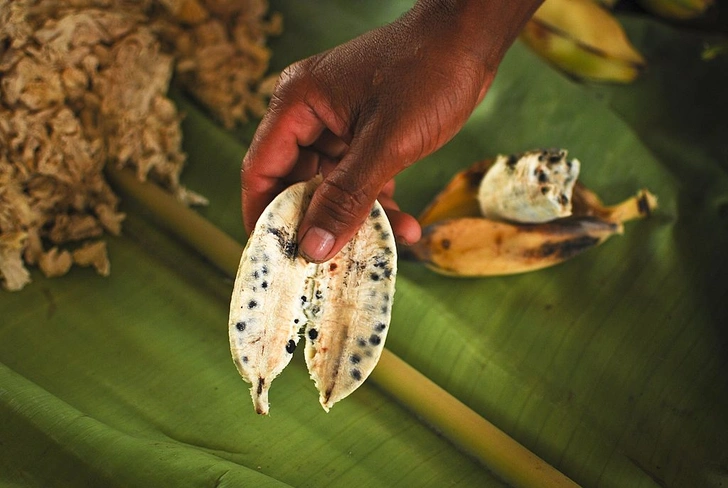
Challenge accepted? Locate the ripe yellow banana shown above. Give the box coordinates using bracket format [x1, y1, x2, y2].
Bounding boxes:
[229, 177, 397, 414]
[520, 0, 646, 83]
[637, 0, 713, 19]
[409, 150, 657, 277]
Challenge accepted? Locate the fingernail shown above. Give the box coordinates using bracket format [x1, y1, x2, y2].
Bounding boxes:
[300, 227, 335, 262]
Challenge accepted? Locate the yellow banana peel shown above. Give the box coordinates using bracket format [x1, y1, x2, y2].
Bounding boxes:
[520, 0, 646, 83]
[419, 159, 491, 227]
[409, 152, 657, 277]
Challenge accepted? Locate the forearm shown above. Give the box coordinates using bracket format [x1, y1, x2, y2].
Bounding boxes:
[408, 0, 544, 68]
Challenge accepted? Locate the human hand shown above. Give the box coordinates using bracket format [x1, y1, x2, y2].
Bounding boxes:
[242, 0, 542, 262]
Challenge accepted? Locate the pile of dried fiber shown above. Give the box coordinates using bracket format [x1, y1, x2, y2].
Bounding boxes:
[0, 0, 280, 290]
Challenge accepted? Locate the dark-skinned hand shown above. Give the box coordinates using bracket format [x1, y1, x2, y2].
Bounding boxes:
[241, 0, 543, 262]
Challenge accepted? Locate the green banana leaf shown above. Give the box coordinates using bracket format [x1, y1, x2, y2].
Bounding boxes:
[2, 2, 727, 487]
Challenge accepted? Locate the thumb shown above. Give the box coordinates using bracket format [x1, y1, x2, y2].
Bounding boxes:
[297, 161, 385, 263]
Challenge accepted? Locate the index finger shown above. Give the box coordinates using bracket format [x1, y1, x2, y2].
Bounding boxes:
[241, 99, 327, 233]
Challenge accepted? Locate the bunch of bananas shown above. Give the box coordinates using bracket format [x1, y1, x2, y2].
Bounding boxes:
[520, 0, 646, 83]
[638, 0, 714, 20]
[520, 0, 714, 83]
[407, 149, 657, 277]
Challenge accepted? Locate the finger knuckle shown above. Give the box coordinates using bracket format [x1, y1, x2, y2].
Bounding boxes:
[314, 178, 371, 232]
[267, 61, 310, 110]
[275, 55, 323, 94]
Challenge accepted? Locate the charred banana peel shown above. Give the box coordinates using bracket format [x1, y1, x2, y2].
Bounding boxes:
[229, 177, 397, 414]
[411, 149, 657, 277]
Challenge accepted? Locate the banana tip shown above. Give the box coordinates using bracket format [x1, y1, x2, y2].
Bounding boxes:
[252, 378, 270, 415]
[637, 189, 658, 217]
[319, 389, 335, 413]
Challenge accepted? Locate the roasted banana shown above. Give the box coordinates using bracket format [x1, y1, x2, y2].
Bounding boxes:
[410, 150, 657, 277]
[229, 178, 397, 414]
[411, 216, 622, 277]
[520, 0, 646, 83]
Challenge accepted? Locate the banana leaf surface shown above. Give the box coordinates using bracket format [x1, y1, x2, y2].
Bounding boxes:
[2, 2, 727, 487]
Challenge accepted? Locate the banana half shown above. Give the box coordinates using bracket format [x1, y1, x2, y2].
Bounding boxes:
[229, 178, 397, 414]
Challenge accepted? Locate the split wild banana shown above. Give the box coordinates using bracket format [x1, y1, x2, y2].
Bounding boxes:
[410, 149, 657, 277]
[229, 177, 397, 414]
[520, 0, 646, 83]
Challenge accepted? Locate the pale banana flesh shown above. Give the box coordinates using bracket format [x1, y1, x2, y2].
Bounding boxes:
[520, 0, 646, 83]
[410, 151, 657, 277]
[229, 178, 397, 414]
[477, 149, 580, 223]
